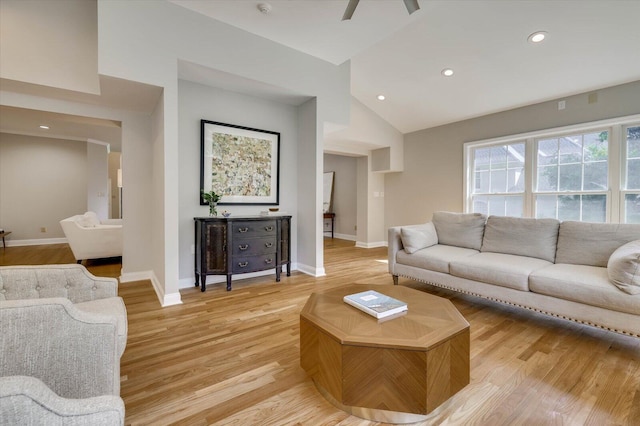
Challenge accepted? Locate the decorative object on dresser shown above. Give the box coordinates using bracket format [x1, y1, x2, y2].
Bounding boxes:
[201, 120, 280, 206]
[194, 215, 292, 292]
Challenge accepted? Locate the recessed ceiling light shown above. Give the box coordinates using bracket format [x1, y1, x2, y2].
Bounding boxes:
[377, 95, 386, 101]
[39, 125, 49, 129]
[528, 31, 547, 43]
[441, 68, 454, 77]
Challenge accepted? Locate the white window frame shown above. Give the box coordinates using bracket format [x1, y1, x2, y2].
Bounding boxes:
[463, 114, 640, 223]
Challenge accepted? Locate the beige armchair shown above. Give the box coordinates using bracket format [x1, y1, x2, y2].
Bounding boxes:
[0, 265, 127, 424]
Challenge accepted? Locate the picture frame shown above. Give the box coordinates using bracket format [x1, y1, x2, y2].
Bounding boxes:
[200, 120, 280, 205]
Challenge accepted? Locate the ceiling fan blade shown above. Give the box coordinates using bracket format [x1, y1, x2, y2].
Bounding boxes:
[342, 0, 360, 21]
[403, 0, 420, 15]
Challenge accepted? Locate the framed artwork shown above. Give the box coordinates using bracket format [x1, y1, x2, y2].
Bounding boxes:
[200, 120, 280, 205]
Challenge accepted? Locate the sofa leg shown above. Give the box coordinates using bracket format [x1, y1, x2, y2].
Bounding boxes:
[76, 260, 82, 265]
[392, 275, 398, 285]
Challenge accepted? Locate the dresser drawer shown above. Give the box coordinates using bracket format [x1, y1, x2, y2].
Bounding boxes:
[232, 254, 277, 274]
[232, 220, 277, 238]
[232, 236, 276, 256]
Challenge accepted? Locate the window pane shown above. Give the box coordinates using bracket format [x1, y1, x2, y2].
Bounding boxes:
[538, 165, 558, 191]
[558, 195, 580, 221]
[505, 197, 523, 217]
[625, 193, 640, 224]
[582, 195, 606, 222]
[583, 162, 607, 190]
[538, 139, 558, 166]
[488, 196, 506, 216]
[476, 170, 490, 192]
[627, 126, 640, 190]
[559, 164, 582, 191]
[508, 168, 524, 192]
[559, 136, 581, 164]
[584, 131, 608, 161]
[490, 146, 507, 168]
[472, 195, 489, 215]
[490, 170, 506, 192]
[536, 195, 557, 219]
[474, 148, 491, 171]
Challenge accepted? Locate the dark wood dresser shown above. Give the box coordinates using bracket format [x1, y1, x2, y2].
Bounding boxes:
[194, 215, 292, 292]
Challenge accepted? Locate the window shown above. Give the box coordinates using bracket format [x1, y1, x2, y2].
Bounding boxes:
[535, 131, 608, 222]
[464, 114, 640, 223]
[471, 143, 524, 217]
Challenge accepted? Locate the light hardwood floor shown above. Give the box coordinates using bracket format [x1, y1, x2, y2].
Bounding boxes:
[2, 239, 639, 425]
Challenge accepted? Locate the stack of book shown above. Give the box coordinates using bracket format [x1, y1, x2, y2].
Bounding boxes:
[343, 290, 408, 319]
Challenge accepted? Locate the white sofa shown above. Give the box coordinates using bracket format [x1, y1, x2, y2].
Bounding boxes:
[388, 212, 640, 337]
[60, 212, 122, 264]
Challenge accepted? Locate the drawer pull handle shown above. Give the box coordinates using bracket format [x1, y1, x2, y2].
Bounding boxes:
[238, 261, 249, 268]
[264, 258, 273, 264]
[238, 227, 249, 233]
[265, 226, 274, 232]
[265, 242, 273, 248]
[239, 244, 249, 250]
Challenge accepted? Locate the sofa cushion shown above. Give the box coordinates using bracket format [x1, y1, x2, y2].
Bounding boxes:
[432, 212, 486, 250]
[555, 221, 640, 267]
[400, 223, 438, 254]
[75, 212, 100, 228]
[530, 264, 640, 315]
[481, 216, 560, 262]
[397, 244, 479, 274]
[607, 240, 640, 295]
[450, 252, 552, 291]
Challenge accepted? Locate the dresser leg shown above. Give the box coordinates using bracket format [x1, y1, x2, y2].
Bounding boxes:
[226, 275, 232, 291]
[286, 263, 291, 277]
[276, 268, 281, 282]
[200, 274, 207, 292]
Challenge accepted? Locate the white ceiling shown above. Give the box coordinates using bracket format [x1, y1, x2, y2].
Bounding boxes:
[171, 0, 640, 133]
[2, 1, 639, 152]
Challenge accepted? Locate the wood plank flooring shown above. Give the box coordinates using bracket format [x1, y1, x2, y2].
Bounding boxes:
[2, 239, 639, 425]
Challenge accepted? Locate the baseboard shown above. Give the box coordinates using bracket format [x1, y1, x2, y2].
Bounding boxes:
[6, 238, 67, 247]
[355, 241, 388, 249]
[296, 263, 326, 277]
[120, 270, 182, 307]
[326, 233, 356, 241]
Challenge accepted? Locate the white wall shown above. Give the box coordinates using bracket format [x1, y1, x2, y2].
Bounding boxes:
[386, 80, 640, 230]
[0, 0, 99, 94]
[323, 154, 357, 239]
[0, 133, 87, 240]
[86, 142, 109, 220]
[177, 80, 299, 286]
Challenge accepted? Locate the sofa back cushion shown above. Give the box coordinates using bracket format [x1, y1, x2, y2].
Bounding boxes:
[555, 221, 640, 267]
[432, 211, 486, 250]
[481, 216, 560, 262]
[400, 223, 438, 254]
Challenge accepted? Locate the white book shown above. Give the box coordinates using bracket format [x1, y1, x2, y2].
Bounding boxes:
[343, 290, 408, 319]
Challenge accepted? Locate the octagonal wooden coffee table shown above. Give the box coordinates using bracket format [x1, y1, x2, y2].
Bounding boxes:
[300, 284, 469, 423]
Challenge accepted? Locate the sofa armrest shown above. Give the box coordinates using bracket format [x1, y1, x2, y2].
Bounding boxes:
[0, 298, 121, 398]
[0, 376, 124, 425]
[0, 264, 118, 302]
[388, 226, 405, 276]
[100, 219, 123, 226]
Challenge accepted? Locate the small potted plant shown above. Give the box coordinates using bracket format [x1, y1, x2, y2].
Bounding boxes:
[201, 190, 221, 216]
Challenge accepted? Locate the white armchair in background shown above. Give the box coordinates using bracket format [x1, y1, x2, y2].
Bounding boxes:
[60, 212, 122, 264]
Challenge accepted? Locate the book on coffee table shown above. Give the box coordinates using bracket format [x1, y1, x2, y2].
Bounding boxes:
[343, 290, 408, 319]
